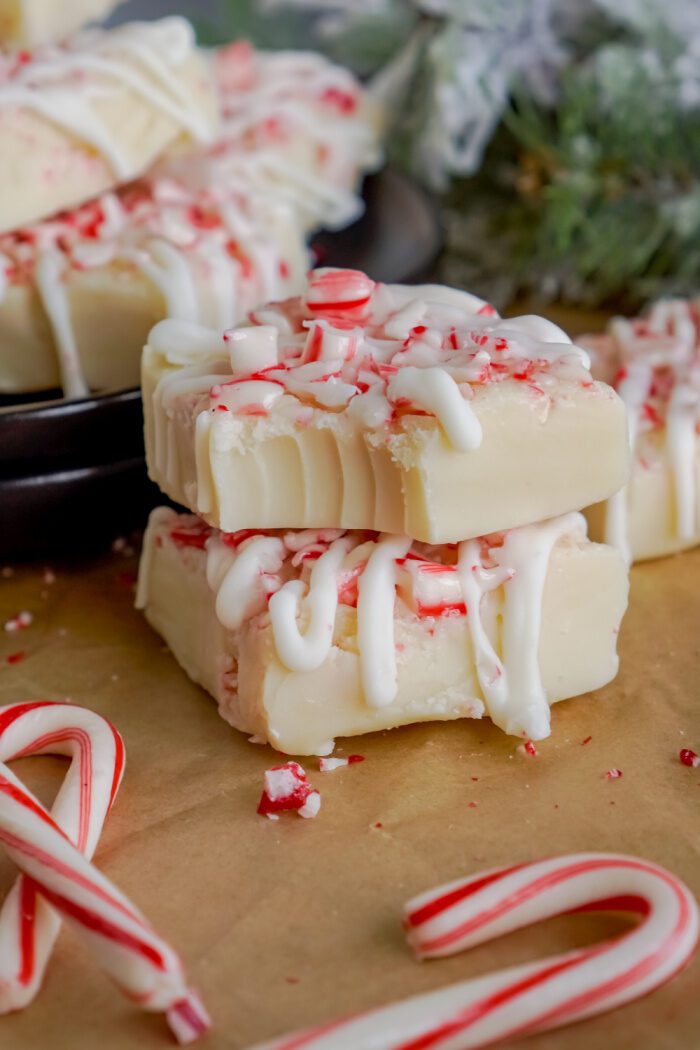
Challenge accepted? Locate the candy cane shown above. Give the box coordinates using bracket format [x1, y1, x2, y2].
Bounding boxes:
[251, 853, 698, 1050]
[0, 701, 210, 1044]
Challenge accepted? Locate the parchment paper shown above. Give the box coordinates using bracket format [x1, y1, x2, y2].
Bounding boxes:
[0, 534, 698, 1050]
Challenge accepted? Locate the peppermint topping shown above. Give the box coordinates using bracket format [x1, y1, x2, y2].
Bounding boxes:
[679, 748, 700, 769]
[212, 267, 594, 449]
[257, 761, 320, 819]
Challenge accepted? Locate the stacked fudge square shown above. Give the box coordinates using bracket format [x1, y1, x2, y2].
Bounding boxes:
[0, 6, 380, 398]
[137, 267, 632, 756]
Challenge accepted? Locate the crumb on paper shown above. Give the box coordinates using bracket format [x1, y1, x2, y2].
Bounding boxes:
[6, 651, 26, 665]
[320, 757, 348, 772]
[581, 735, 593, 745]
[298, 791, 321, 819]
[517, 740, 537, 757]
[605, 768, 623, 780]
[257, 761, 320, 820]
[4, 611, 33, 632]
[319, 754, 364, 772]
[679, 748, 700, 769]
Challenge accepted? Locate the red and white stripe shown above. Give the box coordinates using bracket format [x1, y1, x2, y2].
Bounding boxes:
[251, 853, 698, 1050]
[0, 701, 210, 1044]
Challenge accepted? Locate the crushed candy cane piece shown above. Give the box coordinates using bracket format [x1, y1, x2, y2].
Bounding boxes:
[6, 652, 26, 665]
[319, 757, 348, 772]
[606, 768, 623, 780]
[257, 761, 320, 819]
[518, 740, 537, 757]
[4, 611, 33, 632]
[298, 791, 321, 819]
[679, 748, 700, 769]
[319, 754, 365, 772]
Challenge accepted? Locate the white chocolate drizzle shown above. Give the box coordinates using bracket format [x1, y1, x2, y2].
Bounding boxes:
[356, 534, 412, 707]
[148, 510, 588, 740]
[269, 537, 353, 671]
[34, 248, 88, 399]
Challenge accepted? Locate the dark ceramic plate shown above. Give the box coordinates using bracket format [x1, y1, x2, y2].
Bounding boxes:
[1, 168, 443, 559]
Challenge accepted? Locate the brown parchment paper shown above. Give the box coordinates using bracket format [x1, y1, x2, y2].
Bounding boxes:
[0, 538, 698, 1050]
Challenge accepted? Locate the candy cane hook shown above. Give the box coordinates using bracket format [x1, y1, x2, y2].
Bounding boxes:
[251, 853, 698, 1049]
[0, 701, 210, 1044]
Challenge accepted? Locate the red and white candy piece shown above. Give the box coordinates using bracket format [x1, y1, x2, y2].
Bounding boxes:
[250, 852, 698, 1049]
[257, 761, 321, 820]
[0, 701, 210, 1044]
[304, 267, 375, 325]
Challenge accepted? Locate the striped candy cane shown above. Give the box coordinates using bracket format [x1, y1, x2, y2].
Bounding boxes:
[251, 853, 698, 1050]
[0, 701, 210, 1044]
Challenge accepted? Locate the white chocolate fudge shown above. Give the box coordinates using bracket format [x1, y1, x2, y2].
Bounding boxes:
[143, 268, 630, 544]
[0, 18, 219, 234]
[0, 0, 121, 49]
[0, 180, 309, 397]
[136, 508, 629, 755]
[160, 41, 382, 235]
[583, 298, 700, 562]
[0, 42, 380, 398]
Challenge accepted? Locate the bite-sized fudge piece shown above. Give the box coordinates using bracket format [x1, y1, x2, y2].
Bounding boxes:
[137, 507, 629, 755]
[0, 18, 218, 234]
[161, 41, 383, 236]
[0, 177, 308, 398]
[0, 0, 121, 48]
[143, 268, 630, 544]
[0, 41, 381, 399]
[583, 298, 700, 562]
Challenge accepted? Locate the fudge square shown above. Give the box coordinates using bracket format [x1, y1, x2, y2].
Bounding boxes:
[143, 268, 629, 544]
[583, 297, 700, 563]
[137, 508, 628, 756]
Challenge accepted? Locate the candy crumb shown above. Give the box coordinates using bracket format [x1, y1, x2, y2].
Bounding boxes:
[6, 651, 26, 665]
[679, 749, 700, 769]
[257, 761, 320, 819]
[319, 754, 365, 772]
[581, 736, 593, 745]
[606, 768, 623, 780]
[4, 611, 33, 632]
[319, 757, 348, 772]
[518, 740, 537, 757]
[298, 791, 321, 819]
